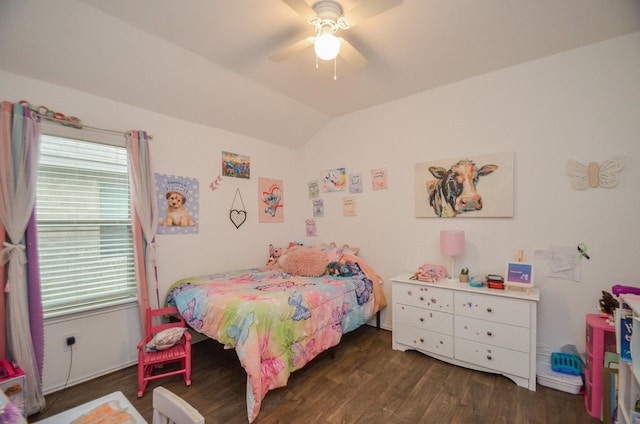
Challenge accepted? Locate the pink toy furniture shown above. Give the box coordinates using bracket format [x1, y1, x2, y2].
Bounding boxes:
[137, 306, 192, 397]
[584, 313, 616, 419]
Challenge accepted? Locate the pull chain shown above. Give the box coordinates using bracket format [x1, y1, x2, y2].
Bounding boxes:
[314, 56, 338, 80]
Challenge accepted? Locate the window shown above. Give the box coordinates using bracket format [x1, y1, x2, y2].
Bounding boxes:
[37, 126, 136, 318]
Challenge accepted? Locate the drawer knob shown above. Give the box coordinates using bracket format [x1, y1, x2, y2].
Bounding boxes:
[486, 307, 493, 313]
[420, 317, 424, 322]
[486, 355, 492, 360]
[486, 331, 492, 336]
[420, 338, 424, 343]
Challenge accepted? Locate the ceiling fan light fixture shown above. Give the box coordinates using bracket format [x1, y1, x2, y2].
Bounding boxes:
[314, 26, 341, 60]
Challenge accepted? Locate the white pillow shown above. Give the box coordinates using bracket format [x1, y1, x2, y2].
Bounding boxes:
[144, 327, 187, 352]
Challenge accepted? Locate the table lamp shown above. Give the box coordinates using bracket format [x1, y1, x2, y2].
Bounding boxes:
[440, 230, 465, 282]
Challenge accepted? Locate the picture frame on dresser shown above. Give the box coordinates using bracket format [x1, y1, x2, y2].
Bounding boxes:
[504, 262, 534, 292]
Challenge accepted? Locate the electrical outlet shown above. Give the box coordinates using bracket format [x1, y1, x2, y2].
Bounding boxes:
[63, 333, 77, 351]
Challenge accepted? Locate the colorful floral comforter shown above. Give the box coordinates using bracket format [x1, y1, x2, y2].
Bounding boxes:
[166, 253, 386, 423]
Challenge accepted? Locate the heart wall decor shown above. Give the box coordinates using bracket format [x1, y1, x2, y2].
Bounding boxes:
[230, 209, 247, 229]
[229, 188, 247, 229]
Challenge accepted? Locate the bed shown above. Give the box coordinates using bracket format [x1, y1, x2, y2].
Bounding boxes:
[165, 249, 386, 423]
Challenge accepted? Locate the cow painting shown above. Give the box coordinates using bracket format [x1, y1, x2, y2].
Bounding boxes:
[426, 159, 498, 217]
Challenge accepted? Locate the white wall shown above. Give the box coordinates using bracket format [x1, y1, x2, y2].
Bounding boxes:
[1, 31, 638, 393]
[298, 32, 640, 353]
[0, 71, 304, 392]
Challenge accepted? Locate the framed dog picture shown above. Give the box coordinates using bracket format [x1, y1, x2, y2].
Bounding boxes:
[155, 173, 199, 234]
[504, 262, 534, 292]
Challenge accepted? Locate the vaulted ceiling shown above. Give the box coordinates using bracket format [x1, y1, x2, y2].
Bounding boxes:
[1, 0, 639, 148]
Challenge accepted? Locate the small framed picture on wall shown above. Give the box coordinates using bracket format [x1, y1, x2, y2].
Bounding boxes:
[504, 262, 534, 293]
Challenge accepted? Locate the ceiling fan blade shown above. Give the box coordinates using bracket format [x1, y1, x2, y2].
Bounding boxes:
[338, 38, 368, 70]
[282, 0, 317, 21]
[269, 37, 315, 62]
[343, 0, 403, 27]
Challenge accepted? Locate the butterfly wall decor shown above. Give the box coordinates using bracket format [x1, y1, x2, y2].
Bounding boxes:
[209, 174, 223, 190]
[566, 157, 623, 190]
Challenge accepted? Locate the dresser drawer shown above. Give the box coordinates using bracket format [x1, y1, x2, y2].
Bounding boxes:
[393, 282, 453, 313]
[395, 323, 454, 358]
[584, 351, 593, 382]
[454, 338, 530, 378]
[396, 304, 453, 335]
[455, 292, 530, 327]
[455, 315, 530, 353]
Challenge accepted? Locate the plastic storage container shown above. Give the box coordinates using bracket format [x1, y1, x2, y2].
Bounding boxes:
[551, 352, 583, 375]
[537, 355, 583, 394]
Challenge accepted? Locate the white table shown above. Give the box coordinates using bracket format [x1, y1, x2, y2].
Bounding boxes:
[36, 391, 147, 423]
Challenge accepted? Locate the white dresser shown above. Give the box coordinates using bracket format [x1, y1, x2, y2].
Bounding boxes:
[391, 273, 540, 390]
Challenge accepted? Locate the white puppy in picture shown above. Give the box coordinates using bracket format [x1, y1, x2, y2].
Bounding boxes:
[159, 191, 195, 226]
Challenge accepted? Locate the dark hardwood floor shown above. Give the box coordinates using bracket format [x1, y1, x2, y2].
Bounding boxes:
[31, 326, 598, 423]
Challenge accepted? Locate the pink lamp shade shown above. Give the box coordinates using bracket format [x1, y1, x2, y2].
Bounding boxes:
[440, 230, 465, 256]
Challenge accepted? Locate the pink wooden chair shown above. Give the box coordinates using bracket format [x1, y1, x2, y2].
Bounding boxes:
[137, 306, 192, 397]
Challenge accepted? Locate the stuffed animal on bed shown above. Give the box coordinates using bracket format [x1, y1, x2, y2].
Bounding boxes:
[326, 261, 341, 277]
[340, 263, 354, 277]
[265, 244, 284, 267]
[326, 261, 354, 277]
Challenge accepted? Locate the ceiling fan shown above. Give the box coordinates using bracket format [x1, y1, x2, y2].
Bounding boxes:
[269, 0, 403, 71]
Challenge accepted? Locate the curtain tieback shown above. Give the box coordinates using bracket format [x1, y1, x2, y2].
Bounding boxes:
[1, 241, 27, 266]
[1, 242, 27, 292]
[147, 241, 158, 265]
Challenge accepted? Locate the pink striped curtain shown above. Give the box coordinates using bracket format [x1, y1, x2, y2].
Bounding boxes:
[126, 131, 159, 331]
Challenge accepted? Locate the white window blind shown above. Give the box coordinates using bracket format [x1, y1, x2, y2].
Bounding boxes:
[37, 130, 137, 318]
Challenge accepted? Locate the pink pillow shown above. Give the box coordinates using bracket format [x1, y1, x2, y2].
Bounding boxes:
[282, 247, 328, 277]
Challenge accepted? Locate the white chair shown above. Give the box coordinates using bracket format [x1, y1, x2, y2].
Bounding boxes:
[152, 386, 204, 424]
